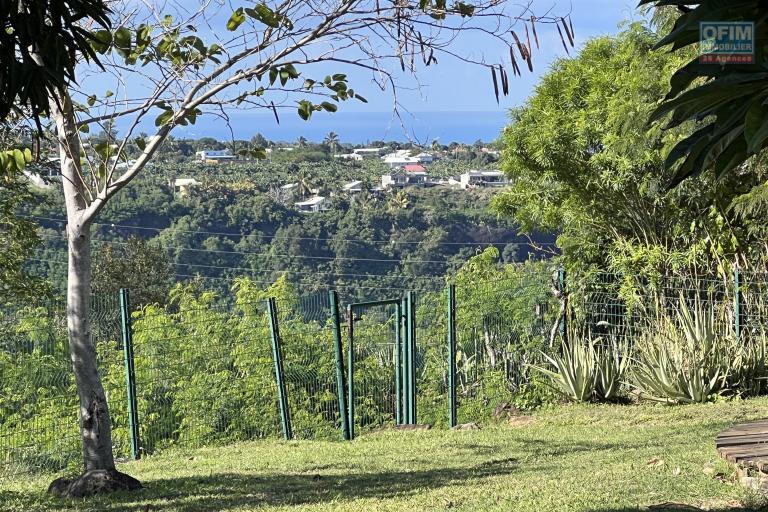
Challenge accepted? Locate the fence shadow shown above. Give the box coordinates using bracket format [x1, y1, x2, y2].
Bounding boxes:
[6, 458, 519, 511]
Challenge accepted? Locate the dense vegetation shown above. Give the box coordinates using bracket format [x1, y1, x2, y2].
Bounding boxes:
[24, 156, 548, 303]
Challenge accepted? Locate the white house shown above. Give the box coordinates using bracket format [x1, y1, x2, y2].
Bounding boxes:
[415, 152, 435, 164]
[342, 180, 363, 193]
[459, 170, 508, 189]
[334, 153, 364, 162]
[353, 147, 386, 158]
[170, 178, 202, 197]
[295, 195, 329, 213]
[381, 168, 429, 188]
[196, 149, 235, 162]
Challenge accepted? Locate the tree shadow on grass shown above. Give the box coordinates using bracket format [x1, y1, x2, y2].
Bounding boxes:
[2, 458, 519, 512]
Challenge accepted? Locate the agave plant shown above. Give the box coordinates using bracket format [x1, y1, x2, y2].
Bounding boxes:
[631, 295, 733, 404]
[534, 335, 628, 403]
[595, 337, 631, 401]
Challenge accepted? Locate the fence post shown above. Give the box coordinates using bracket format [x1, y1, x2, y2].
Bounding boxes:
[119, 288, 140, 460]
[267, 298, 292, 440]
[400, 297, 409, 424]
[395, 301, 403, 426]
[329, 291, 350, 441]
[558, 267, 567, 342]
[347, 304, 355, 440]
[734, 265, 743, 341]
[406, 291, 417, 424]
[447, 284, 457, 428]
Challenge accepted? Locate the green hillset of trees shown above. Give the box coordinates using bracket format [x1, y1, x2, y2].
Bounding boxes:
[25, 158, 546, 304]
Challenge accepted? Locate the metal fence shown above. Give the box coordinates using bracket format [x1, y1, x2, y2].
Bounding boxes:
[6, 267, 768, 478]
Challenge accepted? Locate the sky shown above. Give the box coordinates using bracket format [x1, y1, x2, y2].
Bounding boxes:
[110, 0, 643, 144]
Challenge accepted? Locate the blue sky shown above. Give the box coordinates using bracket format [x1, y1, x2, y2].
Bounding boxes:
[110, 0, 644, 143]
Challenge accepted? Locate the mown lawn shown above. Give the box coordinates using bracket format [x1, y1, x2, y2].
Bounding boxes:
[5, 399, 768, 511]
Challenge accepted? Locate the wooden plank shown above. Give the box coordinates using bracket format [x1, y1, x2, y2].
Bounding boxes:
[719, 447, 768, 464]
[716, 434, 768, 447]
[718, 424, 768, 436]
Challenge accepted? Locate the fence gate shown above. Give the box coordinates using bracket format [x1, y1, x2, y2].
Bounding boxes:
[345, 295, 416, 439]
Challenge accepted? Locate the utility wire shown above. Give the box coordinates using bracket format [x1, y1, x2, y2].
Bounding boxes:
[28, 215, 557, 247]
[37, 234, 460, 265]
[27, 257, 447, 281]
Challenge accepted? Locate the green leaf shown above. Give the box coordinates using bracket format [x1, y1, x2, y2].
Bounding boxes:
[744, 99, 768, 154]
[89, 29, 112, 54]
[23, 148, 33, 164]
[227, 8, 246, 31]
[320, 102, 338, 112]
[455, 2, 475, 17]
[87, 95, 97, 107]
[245, 4, 281, 28]
[155, 109, 174, 127]
[355, 93, 368, 103]
[114, 26, 132, 56]
[12, 149, 25, 171]
[297, 100, 313, 121]
[135, 137, 147, 151]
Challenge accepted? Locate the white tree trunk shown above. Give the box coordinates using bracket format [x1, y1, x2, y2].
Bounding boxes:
[50, 92, 117, 473]
[66, 222, 116, 472]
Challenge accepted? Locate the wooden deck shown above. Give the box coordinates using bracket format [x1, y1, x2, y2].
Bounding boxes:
[716, 419, 768, 471]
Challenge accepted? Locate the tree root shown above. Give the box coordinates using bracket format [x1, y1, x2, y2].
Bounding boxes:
[48, 469, 141, 498]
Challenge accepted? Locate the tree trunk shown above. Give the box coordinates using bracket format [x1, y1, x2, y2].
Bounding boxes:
[46, 91, 140, 497]
[67, 222, 116, 472]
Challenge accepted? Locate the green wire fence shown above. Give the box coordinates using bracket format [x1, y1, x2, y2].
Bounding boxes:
[6, 266, 768, 478]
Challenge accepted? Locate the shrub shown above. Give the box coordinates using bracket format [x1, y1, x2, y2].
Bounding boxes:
[534, 335, 629, 403]
[630, 296, 733, 404]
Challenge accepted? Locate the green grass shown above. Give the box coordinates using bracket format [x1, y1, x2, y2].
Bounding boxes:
[5, 398, 768, 511]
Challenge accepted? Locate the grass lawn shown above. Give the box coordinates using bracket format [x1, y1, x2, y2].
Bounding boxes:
[4, 399, 768, 511]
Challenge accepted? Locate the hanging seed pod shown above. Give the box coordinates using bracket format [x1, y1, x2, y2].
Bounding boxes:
[530, 16, 539, 49]
[427, 48, 435, 66]
[510, 30, 529, 61]
[561, 17, 574, 46]
[569, 15, 575, 43]
[270, 101, 280, 124]
[509, 45, 521, 76]
[525, 24, 532, 57]
[500, 65, 509, 96]
[556, 23, 570, 54]
[491, 66, 499, 103]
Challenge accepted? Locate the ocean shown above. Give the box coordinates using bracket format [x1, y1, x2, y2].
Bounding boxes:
[147, 110, 510, 144]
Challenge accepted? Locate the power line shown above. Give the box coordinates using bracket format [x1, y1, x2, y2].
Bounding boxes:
[27, 215, 558, 247]
[27, 257, 446, 282]
[28, 259, 435, 293]
[37, 234, 460, 265]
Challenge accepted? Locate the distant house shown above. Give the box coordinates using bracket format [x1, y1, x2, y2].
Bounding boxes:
[353, 148, 386, 158]
[170, 178, 202, 197]
[295, 195, 329, 213]
[459, 170, 508, 189]
[23, 158, 61, 189]
[196, 149, 235, 163]
[334, 153, 364, 162]
[381, 168, 429, 188]
[404, 164, 426, 173]
[415, 152, 435, 164]
[342, 180, 363, 193]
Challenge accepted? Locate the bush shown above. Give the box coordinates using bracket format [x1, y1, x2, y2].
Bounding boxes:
[630, 296, 733, 404]
[534, 335, 629, 403]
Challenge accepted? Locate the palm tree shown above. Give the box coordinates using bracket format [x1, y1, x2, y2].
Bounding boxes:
[387, 189, 410, 211]
[323, 131, 340, 154]
[297, 169, 314, 198]
[296, 136, 308, 148]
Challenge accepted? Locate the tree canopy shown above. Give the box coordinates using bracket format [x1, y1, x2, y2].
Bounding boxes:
[494, 23, 761, 279]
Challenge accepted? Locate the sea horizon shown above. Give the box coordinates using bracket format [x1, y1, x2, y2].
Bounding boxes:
[121, 110, 511, 145]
